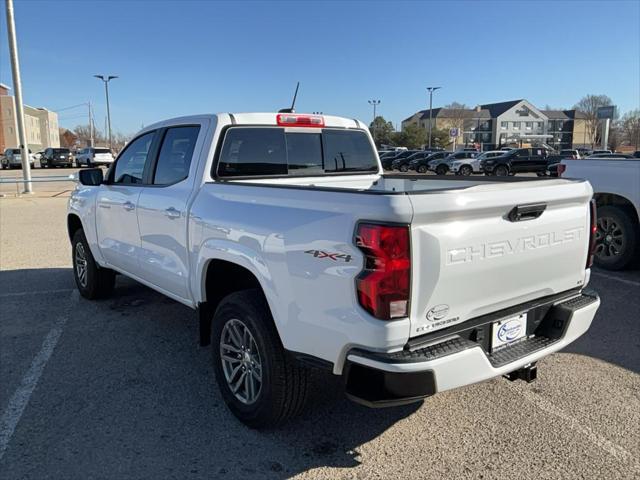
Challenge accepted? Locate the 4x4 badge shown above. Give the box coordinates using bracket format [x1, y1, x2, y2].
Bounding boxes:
[304, 250, 352, 263]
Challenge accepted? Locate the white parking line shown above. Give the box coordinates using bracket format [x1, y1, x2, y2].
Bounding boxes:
[0, 290, 78, 461]
[0, 288, 73, 299]
[591, 271, 640, 287]
[513, 384, 640, 472]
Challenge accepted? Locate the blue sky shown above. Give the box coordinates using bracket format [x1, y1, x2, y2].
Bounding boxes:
[1, 0, 639, 135]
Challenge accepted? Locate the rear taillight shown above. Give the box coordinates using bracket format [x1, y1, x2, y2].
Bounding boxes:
[276, 113, 324, 128]
[587, 199, 597, 268]
[355, 223, 410, 320]
[557, 164, 566, 177]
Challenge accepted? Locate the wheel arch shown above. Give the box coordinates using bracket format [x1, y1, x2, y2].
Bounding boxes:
[593, 192, 639, 226]
[67, 213, 84, 241]
[197, 257, 274, 347]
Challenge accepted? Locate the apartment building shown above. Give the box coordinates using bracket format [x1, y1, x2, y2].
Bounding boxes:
[0, 83, 60, 153]
[402, 99, 595, 150]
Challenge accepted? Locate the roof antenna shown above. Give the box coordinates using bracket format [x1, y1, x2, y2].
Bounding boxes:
[278, 82, 299, 113]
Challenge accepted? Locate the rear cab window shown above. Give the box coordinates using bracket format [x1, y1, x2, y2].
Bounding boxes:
[216, 127, 378, 177]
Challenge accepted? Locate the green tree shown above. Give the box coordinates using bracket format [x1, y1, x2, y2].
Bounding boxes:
[369, 116, 395, 146]
[430, 128, 451, 149]
[393, 124, 426, 149]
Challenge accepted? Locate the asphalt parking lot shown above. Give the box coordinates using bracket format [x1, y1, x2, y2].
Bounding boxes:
[0, 173, 639, 479]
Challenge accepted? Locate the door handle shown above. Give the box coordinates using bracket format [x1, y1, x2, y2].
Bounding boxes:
[164, 207, 181, 219]
[123, 201, 136, 211]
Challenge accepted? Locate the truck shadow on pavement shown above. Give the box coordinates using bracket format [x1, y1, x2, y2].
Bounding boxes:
[1, 268, 420, 479]
[1, 267, 637, 478]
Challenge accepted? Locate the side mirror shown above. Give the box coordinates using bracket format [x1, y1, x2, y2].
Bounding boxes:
[78, 168, 104, 186]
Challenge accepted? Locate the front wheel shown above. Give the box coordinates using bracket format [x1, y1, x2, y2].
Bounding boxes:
[594, 206, 639, 271]
[435, 164, 448, 175]
[495, 165, 509, 176]
[459, 165, 473, 176]
[417, 165, 428, 174]
[212, 290, 309, 429]
[399, 164, 408, 172]
[72, 229, 115, 299]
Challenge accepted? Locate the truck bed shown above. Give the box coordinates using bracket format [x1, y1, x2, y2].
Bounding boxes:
[224, 173, 583, 195]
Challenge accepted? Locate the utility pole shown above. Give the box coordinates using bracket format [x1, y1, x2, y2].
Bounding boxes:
[94, 74, 118, 151]
[368, 99, 381, 142]
[88, 101, 94, 147]
[426, 87, 441, 148]
[5, 0, 32, 193]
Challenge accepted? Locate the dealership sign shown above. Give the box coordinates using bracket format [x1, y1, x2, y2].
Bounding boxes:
[597, 106, 616, 119]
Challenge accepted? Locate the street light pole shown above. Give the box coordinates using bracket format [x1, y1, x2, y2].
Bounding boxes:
[94, 74, 118, 151]
[368, 100, 381, 142]
[426, 87, 441, 148]
[5, 0, 32, 193]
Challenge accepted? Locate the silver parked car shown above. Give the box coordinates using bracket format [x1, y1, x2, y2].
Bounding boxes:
[1, 148, 35, 169]
[75, 147, 115, 167]
[450, 150, 504, 176]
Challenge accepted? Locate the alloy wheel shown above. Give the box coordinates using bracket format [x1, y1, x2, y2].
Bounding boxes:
[220, 318, 263, 405]
[75, 243, 88, 287]
[595, 216, 624, 258]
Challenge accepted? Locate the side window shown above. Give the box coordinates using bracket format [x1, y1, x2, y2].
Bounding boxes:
[218, 127, 287, 177]
[153, 126, 200, 185]
[112, 132, 154, 184]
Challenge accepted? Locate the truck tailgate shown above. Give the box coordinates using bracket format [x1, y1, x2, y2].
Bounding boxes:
[408, 179, 592, 337]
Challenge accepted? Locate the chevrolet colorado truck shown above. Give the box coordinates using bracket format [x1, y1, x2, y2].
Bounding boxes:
[561, 157, 639, 270]
[67, 112, 600, 428]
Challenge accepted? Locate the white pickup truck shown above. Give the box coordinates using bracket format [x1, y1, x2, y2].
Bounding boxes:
[561, 157, 639, 270]
[68, 112, 600, 428]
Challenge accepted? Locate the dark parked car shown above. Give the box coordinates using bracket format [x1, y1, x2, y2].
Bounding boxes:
[41, 148, 73, 168]
[392, 151, 430, 172]
[633, 151, 640, 158]
[410, 151, 450, 173]
[381, 150, 418, 170]
[481, 147, 549, 176]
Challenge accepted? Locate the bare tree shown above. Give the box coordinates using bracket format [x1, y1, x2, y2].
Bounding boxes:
[444, 102, 469, 146]
[620, 109, 640, 149]
[73, 124, 106, 148]
[573, 94, 613, 148]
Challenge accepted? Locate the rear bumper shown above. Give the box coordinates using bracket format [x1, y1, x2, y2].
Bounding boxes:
[344, 290, 599, 407]
[49, 158, 71, 165]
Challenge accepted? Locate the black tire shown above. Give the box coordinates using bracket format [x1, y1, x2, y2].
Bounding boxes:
[42, 160, 47, 168]
[71, 229, 115, 299]
[212, 290, 308, 429]
[399, 164, 408, 172]
[417, 165, 428, 174]
[495, 165, 509, 176]
[594, 205, 639, 271]
[459, 165, 472, 176]
[435, 164, 448, 175]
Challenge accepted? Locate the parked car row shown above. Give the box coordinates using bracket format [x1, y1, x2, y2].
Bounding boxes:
[0, 147, 115, 169]
[381, 145, 639, 177]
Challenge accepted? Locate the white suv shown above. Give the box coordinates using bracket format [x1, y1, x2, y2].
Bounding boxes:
[75, 147, 114, 167]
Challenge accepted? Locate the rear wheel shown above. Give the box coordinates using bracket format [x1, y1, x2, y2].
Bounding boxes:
[495, 165, 509, 176]
[212, 290, 309, 429]
[72, 229, 115, 299]
[399, 164, 408, 172]
[459, 165, 472, 176]
[435, 164, 448, 175]
[594, 205, 639, 271]
[417, 165, 428, 174]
